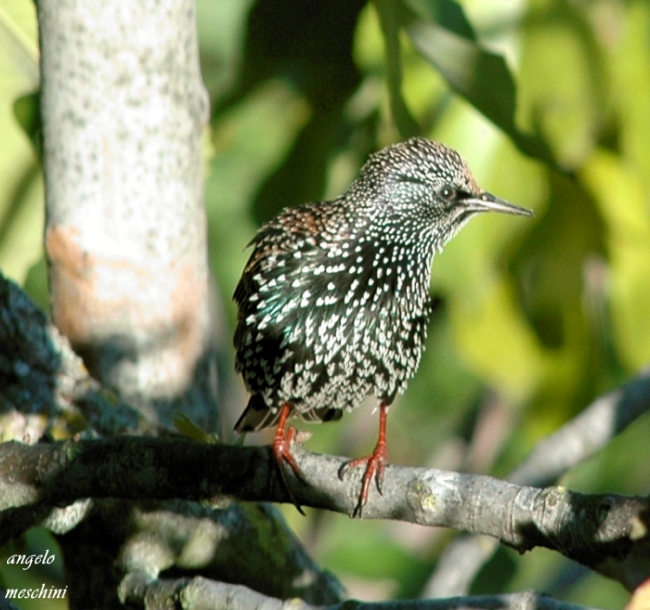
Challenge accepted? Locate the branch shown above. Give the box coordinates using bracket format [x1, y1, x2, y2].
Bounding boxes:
[120, 577, 601, 610]
[0, 273, 149, 440]
[426, 369, 650, 597]
[96, 500, 343, 606]
[510, 369, 650, 488]
[0, 436, 647, 590]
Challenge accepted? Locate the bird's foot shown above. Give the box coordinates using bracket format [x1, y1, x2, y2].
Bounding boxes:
[338, 441, 387, 518]
[273, 424, 307, 515]
[273, 425, 308, 483]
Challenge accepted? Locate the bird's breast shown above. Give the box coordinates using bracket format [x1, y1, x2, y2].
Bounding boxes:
[233, 223, 437, 413]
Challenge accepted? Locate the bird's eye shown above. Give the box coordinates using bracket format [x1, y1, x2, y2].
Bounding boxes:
[440, 185, 457, 201]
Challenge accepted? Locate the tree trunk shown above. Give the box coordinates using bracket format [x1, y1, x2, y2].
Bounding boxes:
[38, 0, 218, 431]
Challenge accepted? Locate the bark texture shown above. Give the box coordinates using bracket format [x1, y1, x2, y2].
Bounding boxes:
[38, 0, 217, 430]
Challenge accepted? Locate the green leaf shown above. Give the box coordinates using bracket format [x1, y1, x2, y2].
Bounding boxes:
[372, 0, 421, 139]
[406, 0, 476, 41]
[173, 411, 220, 444]
[13, 90, 40, 157]
[403, 0, 555, 166]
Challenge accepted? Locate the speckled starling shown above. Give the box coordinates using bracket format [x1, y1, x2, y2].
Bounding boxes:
[233, 137, 532, 515]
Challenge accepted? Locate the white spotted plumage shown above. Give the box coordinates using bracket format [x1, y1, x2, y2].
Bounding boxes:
[233, 137, 531, 432]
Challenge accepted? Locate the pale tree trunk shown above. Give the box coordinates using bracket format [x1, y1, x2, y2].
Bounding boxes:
[39, 0, 219, 430]
[31, 1, 343, 606]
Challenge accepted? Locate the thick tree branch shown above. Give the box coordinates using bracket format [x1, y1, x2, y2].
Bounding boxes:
[58, 499, 343, 607]
[0, 435, 647, 591]
[121, 578, 601, 610]
[0, 272, 149, 441]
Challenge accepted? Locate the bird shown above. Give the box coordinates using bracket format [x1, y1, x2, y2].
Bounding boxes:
[233, 137, 533, 516]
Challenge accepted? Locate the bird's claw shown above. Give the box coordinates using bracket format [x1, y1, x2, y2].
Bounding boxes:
[274, 426, 307, 481]
[273, 425, 307, 515]
[338, 445, 387, 518]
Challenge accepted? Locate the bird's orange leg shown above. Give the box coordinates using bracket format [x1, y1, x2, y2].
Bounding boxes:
[339, 402, 389, 517]
[272, 403, 306, 514]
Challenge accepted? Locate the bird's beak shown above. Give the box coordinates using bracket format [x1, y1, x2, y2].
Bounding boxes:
[464, 192, 534, 217]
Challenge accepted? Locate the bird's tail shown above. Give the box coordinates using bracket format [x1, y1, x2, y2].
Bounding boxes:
[234, 394, 281, 433]
[234, 394, 343, 433]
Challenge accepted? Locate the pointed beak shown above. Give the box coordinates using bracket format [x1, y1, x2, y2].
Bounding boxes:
[464, 192, 534, 217]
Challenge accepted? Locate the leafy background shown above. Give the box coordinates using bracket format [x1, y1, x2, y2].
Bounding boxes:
[1, 0, 650, 608]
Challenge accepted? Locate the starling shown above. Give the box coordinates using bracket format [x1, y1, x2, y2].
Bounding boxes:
[233, 137, 532, 515]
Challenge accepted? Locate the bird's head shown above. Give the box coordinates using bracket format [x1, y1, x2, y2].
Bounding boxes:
[353, 137, 533, 251]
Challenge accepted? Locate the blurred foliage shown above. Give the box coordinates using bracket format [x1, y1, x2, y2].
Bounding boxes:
[0, 0, 44, 307]
[1, 0, 649, 608]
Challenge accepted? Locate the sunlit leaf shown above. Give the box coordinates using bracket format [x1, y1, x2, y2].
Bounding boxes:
[403, 0, 555, 165]
[581, 150, 650, 369]
[516, 3, 607, 167]
[372, 0, 421, 138]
